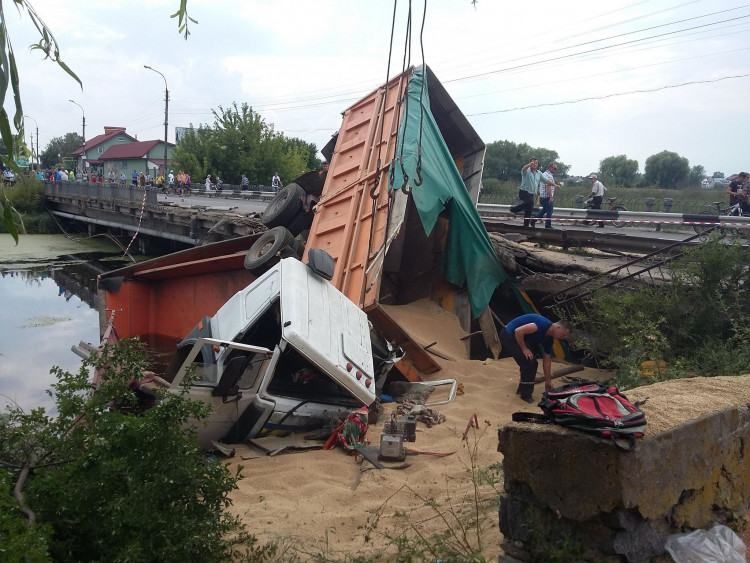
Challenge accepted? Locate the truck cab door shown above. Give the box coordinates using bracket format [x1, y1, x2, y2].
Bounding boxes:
[171, 338, 274, 449]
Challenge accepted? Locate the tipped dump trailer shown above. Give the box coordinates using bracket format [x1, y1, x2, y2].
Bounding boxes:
[97, 65, 507, 445]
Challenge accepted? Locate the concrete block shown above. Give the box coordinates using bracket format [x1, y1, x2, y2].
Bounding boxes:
[499, 375, 750, 561]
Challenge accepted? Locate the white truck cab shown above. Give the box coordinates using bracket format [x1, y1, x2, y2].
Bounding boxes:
[165, 256, 377, 449]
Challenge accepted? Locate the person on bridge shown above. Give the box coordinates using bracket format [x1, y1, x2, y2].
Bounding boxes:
[241, 174, 249, 190]
[271, 172, 283, 192]
[588, 174, 607, 228]
[500, 314, 572, 403]
[532, 162, 560, 229]
[727, 172, 748, 211]
[510, 158, 554, 228]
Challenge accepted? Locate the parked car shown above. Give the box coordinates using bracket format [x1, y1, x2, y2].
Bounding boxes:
[2, 169, 16, 185]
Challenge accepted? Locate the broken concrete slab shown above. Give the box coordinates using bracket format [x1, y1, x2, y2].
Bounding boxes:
[498, 375, 750, 562]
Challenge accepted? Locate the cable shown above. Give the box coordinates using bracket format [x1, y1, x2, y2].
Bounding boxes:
[458, 46, 750, 101]
[443, 2, 747, 79]
[415, 0, 427, 186]
[445, 13, 750, 84]
[465, 72, 750, 116]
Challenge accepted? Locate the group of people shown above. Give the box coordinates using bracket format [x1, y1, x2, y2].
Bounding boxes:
[510, 158, 608, 229]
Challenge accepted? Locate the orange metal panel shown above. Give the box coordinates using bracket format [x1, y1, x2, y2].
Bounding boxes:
[304, 71, 408, 310]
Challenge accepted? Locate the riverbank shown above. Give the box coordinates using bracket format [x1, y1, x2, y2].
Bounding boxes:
[1, 178, 57, 234]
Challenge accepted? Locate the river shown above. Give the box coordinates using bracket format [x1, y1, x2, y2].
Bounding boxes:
[0, 234, 132, 411]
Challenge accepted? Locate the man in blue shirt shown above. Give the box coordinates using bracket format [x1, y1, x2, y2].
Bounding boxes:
[501, 313, 571, 403]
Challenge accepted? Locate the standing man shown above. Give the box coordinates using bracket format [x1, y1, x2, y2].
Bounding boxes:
[241, 174, 249, 191]
[727, 172, 748, 211]
[501, 314, 572, 403]
[588, 174, 607, 228]
[271, 172, 283, 192]
[533, 162, 560, 229]
[510, 158, 554, 227]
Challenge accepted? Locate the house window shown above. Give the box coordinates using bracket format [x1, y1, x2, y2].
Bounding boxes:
[98, 147, 103, 154]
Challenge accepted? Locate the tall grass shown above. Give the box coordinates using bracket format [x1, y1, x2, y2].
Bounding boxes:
[480, 178, 728, 214]
[0, 175, 57, 234]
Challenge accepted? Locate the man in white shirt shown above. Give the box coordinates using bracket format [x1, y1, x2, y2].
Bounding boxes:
[532, 162, 560, 228]
[588, 174, 607, 228]
[271, 172, 282, 192]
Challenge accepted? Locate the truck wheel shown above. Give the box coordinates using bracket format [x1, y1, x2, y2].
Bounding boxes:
[244, 227, 294, 274]
[262, 183, 304, 228]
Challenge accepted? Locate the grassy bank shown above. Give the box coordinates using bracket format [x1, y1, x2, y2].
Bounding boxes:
[480, 178, 728, 214]
[0, 176, 57, 234]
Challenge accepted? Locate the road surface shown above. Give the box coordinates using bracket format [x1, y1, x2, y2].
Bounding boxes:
[157, 193, 268, 214]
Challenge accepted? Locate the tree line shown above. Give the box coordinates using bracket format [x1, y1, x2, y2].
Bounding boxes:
[173, 102, 320, 185]
[483, 140, 717, 189]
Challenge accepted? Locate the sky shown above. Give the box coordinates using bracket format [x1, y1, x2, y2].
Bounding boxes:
[9, 0, 750, 176]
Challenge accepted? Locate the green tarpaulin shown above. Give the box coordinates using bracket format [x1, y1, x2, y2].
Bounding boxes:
[391, 67, 508, 318]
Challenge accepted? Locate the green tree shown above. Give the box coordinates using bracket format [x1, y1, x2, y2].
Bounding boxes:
[483, 140, 570, 182]
[39, 132, 83, 168]
[598, 155, 639, 187]
[644, 150, 690, 188]
[173, 102, 320, 185]
[0, 340, 268, 562]
[712, 171, 725, 179]
[687, 164, 706, 187]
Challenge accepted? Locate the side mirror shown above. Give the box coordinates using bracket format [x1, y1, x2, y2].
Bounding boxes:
[306, 248, 335, 280]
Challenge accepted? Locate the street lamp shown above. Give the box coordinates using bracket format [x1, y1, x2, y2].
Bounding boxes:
[24, 115, 39, 169]
[68, 99, 86, 175]
[143, 65, 169, 179]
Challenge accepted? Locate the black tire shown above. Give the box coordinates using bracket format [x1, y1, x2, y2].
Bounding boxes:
[244, 227, 294, 274]
[611, 205, 627, 228]
[262, 183, 305, 228]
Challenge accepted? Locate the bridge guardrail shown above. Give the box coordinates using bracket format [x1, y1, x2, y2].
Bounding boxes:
[44, 181, 157, 206]
[476, 203, 750, 228]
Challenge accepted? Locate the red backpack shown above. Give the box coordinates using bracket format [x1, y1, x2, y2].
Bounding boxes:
[512, 381, 647, 450]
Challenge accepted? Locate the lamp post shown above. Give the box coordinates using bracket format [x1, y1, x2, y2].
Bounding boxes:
[68, 99, 86, 175]
[24, 115, 39, 170]
[143, 65, 169, 179]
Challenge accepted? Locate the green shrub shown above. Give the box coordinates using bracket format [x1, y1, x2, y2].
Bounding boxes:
[0, 340, 266, 563]
[569, 236, 750, 387]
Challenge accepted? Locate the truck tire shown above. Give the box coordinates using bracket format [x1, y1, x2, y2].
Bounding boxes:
[262, 183, 305, 228]
[244, 227, 294, 274]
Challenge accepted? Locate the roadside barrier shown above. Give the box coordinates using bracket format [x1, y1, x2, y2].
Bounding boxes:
[476, 203, 750, 229]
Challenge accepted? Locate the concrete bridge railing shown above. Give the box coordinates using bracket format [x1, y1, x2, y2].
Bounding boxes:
[44, 182, 157, 207]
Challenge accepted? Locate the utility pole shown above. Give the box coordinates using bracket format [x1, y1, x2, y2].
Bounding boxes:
[144, 65, 169, 178]
[24, 115, 39, 169]
[68, 100, 86, 174]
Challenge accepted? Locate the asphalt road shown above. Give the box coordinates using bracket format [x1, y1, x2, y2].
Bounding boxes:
[157, 193, 269, 214]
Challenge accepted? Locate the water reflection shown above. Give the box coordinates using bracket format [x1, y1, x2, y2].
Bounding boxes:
[0, 252, 129, 411]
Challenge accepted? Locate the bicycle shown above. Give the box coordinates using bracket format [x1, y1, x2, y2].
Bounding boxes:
[579, 196, 628, 228]
[692, 199, 745, 235]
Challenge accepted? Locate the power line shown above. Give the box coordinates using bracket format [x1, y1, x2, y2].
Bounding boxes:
[444, 2, 747, 79]
[466, 72, 750, 116]
[445, 13, 750, 84]
[459, 46, 750, 101]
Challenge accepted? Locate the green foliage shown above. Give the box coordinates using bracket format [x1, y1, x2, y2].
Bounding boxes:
[713, 171, 725, 179]
[40, 132, 83, 168]
[484, 140, 570, 181]
[644, 150, 690, 189]
[0, 471, 52, 562]
[599, 154, 639, 187]
[0, 339, 266, 563]
[173, 102, 320, 185]
[571, 236, 750, 388]
[688, 164, 706, 187]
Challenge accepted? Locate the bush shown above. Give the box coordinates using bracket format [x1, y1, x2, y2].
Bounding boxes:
[4, 175, 44, 214]
[0, 340, 264, 563]
[569, 236, 750, 388]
